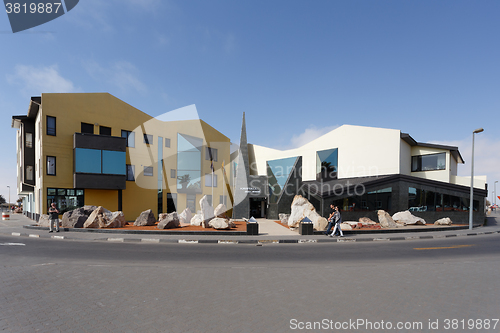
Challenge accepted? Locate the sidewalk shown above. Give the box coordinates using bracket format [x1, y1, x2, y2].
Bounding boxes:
[1, 212, 499, 245]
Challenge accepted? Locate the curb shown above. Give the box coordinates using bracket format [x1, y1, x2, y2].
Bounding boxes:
[2, 230, 500, 245]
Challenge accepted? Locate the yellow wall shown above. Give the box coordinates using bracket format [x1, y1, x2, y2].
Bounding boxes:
[38, 93, 232, 220]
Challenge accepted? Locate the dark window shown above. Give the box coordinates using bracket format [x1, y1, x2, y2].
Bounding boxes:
[144, 166, 153, 176]
[100, 126, 111, 136]
[121, 130, 135, 148]
[46, 188, 84, 214]
[47, 116, 56, 136]
[144, 134, 153, 145]
[170, 169, 176, 179]
[205, 147, 218, 161]
[165, 138, 171, 148]
[81, 122, 94, 134]
[411, 153, 446, 172]
[126, 165, 135, 181]
[47, 156, 56, 175]
[25, 133, 33, 148]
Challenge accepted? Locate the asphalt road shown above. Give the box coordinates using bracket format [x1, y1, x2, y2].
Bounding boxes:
[1, 234, 499, 332]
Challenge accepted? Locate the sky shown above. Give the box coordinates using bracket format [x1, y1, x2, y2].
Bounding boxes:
[1, 0, 499, 204]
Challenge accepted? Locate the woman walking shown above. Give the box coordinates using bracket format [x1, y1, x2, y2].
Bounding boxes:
[329, 206, 344, 237]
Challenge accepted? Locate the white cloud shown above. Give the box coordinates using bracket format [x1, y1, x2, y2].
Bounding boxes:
[84, 60, 147, 93]
[288, 125, 340, 149]
[7, 64, 79, 94]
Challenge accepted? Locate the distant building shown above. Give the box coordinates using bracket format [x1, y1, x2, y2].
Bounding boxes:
[12, 93, 232, 221]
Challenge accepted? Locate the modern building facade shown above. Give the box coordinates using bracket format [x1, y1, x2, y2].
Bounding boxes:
[12, 93, 232, 221]
[244, 125, 488, 225]
[12, 94, 488, 226]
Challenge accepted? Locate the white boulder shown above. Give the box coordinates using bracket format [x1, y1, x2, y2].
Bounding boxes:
[434, 217, 453, 225]
[288, 195, 328, 231]
[200, 195, 214, 228]
[209, 217, 231, 230]
[179, 208, 192, 226]
[392, 210, 426, 225]
[190, 213, 204, 226]
[377, 210, 401, 228]
[339, 222, 353, 230]
[214, 204, 228, 218]
[359, 217, 377, 225]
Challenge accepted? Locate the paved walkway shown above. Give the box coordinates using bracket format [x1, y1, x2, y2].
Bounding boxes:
[1, 212, 499, 245]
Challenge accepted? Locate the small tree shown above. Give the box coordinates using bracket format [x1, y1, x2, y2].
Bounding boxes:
[0, 195, 6, 205]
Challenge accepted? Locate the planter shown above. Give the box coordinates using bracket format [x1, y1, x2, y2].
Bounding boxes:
[246, 222, 259, 235]
[299, 222, 313, 235]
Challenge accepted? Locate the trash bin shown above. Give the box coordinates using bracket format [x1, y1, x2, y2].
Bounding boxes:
[299, 216, 313, 235]
[246, 216, 259, 235]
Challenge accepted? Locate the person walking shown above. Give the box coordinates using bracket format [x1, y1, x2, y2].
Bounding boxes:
[48, 202, 60, 233]
[323, 203, 336, 236]
[329, 206, 344, 237]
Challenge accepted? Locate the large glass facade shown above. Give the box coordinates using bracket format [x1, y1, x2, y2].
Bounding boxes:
[267, 156, 298, 203]
[47, 188, 84, 214]
[75, 148, 126, 175]
[409, 187, 478, 212]
[177, 134, 202, 193]
[316, 148, 338, 181]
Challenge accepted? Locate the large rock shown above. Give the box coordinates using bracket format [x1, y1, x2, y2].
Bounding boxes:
[179, 208, 192, 226]
[377, 210, 400, 228]
[209, 217, 231, 230]
[157, 212, 180, 229]
[104, 211, 126, 228]
[288, 195, 328, 231]
[339, 222, 353, 230]
[83, 206, 106, 228]
[61, 205, 98, 228]
[200, 196, 214, 228]
[392, 211, 426, 225]
[434, 217, 452, 225]
[190, 213, 203, 226]
[359, 217, 377, 225]
[37, 214, 50, 228]
[279, 213, 290, 225]
[134, 209, 156, 226]
[214, 204, 228, 219]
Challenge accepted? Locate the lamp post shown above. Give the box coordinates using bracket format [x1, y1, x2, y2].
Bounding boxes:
[495, 181, 498, 207]
[6, 186, 10, 212]
[469, 128, 484, 229]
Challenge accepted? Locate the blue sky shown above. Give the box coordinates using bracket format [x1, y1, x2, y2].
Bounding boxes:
[1, 0, 499, 203]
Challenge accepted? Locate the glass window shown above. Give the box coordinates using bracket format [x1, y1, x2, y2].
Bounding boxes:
[411, 153, 446, 172]
[205, 174, 217, 187]
[144, 166, 153, 177]
[166, 193, 177, 213]
[267, 156, 298, 203]
[74, 148, 101, 174]
[47, 116, 56, 136]
[100, 126, 111, 136]
[177, 134, 202, 192]
[26, 166, 33, 181]
[46, 188, 84, 214]
[81, 122, 94, 134]
[126, 165, 135, 181]
[220, 195, 227, 206]
[57, 189, 66, 195]
[47, 156, 56, 175]
[47, 188, 56, 195]
[76, 190, 84, 196]
[186, 194, 196, 213]
[121, 130, 135, 148]
[25, 133, 33, 148]
[102, 150, 126, 175]
[206, 147, 218, 161]
[143, 134, 153, 145]
[316, 148, 338, 181]
[165, 138, 171, 148]
[67, 189, 75, 196]
[170, 169, 176, 179]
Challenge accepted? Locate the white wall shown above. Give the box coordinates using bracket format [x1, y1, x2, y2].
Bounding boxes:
[249, 125, 402, 181]
[410, 146, 450, 183]
[399, 140, 412, 175]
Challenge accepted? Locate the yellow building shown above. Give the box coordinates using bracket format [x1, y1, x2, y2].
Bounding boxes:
[12, 93, 232, 221]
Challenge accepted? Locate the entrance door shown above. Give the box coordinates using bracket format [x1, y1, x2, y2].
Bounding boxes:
[249, 198, 267, 218]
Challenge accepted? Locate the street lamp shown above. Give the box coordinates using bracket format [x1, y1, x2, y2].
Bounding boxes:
[6, 186, 10, 212]
[469, 128, 484, 229]
[495, 181, 498, 207]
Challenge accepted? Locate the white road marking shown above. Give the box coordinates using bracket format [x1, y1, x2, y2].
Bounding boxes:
[0, 243, 26, 246]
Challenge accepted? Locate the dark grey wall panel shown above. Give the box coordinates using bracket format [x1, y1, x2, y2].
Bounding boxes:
[74, 174, 126, 190]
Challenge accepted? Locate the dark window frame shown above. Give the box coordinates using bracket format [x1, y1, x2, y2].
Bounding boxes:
[81, 122, 94, 134]
[99, 125, 112, 136]
[121, 130, 135, 148]
[411, 153, 446, 172]
[205, 147, 218, 162]
[46, 116, 56, 136]
[46, 156, 56, 176]
[126, 164, 135, 181]
[144, 134, 153, 145]
[165, 138, 171, 148]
